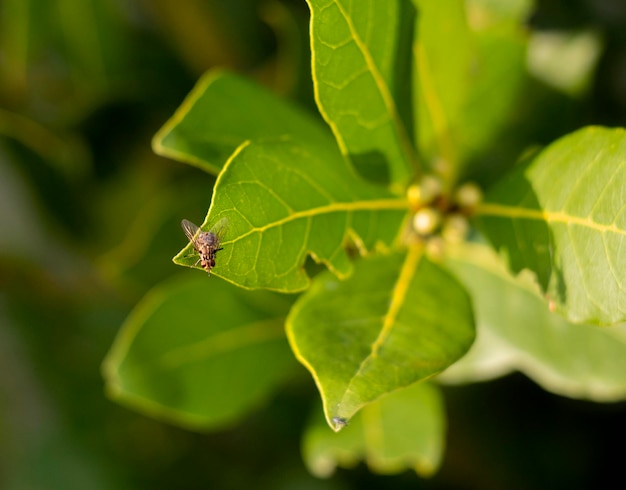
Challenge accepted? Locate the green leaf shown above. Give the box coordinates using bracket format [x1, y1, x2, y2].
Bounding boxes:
[442, 243, 626, 401]
[475, 126, 626, 325]
[306, 0, 417, 185]
[153, 69, 334, 174]
[303, 382, 444, 477]
[287, 249, 475, 429]
[102, 274, 297, 430]
[413, 0, 474, 169]
[174, 138, 408, 291]
[413, 0, 527, 178]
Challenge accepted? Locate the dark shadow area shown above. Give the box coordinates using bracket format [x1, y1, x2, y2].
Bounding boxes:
[474, 156, 566, 303]
[460, 77, 582, 190]
[442, 373, 626, 490]
[349, 149, 391, 184]
[393, 0, 418, 160]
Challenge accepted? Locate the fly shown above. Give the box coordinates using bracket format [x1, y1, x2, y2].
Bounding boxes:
[181, 217, 229, 276]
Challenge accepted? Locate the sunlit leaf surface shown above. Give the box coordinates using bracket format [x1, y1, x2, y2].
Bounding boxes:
[442, 243, 626, 401]
[307, 0, 416, 185]
[153, 70, 334, 174]
[287, 249, 475, 428]
[475, 126, 626, 325]
[103, 274, 297, 429]
[174, 139, 408, 291]
[303, 382, 444, 477]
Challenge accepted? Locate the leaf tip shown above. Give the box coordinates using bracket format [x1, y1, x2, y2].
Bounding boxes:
[330, 416, 349, 432]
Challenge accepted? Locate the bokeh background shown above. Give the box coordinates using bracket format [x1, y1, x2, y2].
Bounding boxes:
[1, 0, 625, 488]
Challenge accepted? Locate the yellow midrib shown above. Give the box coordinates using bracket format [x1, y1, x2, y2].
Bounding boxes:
[371, 245, 422, 355]
[329, 0, 417, 176]
[414, 42, 456, 166]
[475, 203, 626, 236]
[339, 246, 423, 411]
[224, 197, 408, 244]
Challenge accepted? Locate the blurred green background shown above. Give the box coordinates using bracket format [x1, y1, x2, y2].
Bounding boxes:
[1, 0, 625, 488]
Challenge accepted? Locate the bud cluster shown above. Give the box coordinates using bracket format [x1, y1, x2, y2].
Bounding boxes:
[406, 176, 483, 248]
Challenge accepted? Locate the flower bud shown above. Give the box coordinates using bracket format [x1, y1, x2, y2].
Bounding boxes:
[407, 175, 443, 208]
[420, 175, 443, 204]
[413, 207, 442, 236]
[442, 214, 470, 243]
[455, 182, 483, 209]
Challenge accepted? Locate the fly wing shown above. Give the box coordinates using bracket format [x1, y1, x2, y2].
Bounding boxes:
[208, 217, 229, 245]
[181, 219, 200, 244]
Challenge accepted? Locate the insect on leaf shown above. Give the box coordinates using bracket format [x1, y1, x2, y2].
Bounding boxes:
[174, 138, 409, 291]
[180, 218, 229, 276]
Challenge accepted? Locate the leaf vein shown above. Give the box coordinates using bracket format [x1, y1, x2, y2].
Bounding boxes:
[238, 179, 295, 214]
[277, 160, 337, 204]
[566, 223, 604, 313]
[223, 198, 408, 245]
[601, 232, 624, 293]
[559, 149, 601, 213]
[475, 203, 626, 236]
[155, 318, 285, 368]
[341, 246, 423, 403]
[330, 0, 415, 169]
[586, 156, 619, 218]
[322, 67, 370, 91]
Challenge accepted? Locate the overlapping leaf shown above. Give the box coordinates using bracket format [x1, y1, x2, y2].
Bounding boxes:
[307, 0, 416, 185]
[441, 243, 626, 401]
[287, 249, 475, 429]
[174, 138, 408, 291]
[303, 382, 444, 477]
[103, 274, 297, 429]
[152, 70, 334, 174]
[475, 126, 626, 325]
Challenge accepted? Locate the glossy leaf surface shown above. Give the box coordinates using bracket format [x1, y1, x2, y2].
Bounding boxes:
[174, 139, 408, 291]
[103, 274, 297, 429]
[153, 70, 334, 174]
[287, 249, 475, 428]
[303, 382, 444, 477]
[442, 243, 626, 401]
[307, 0, 416, 185]
[476, 126, 626, 325]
